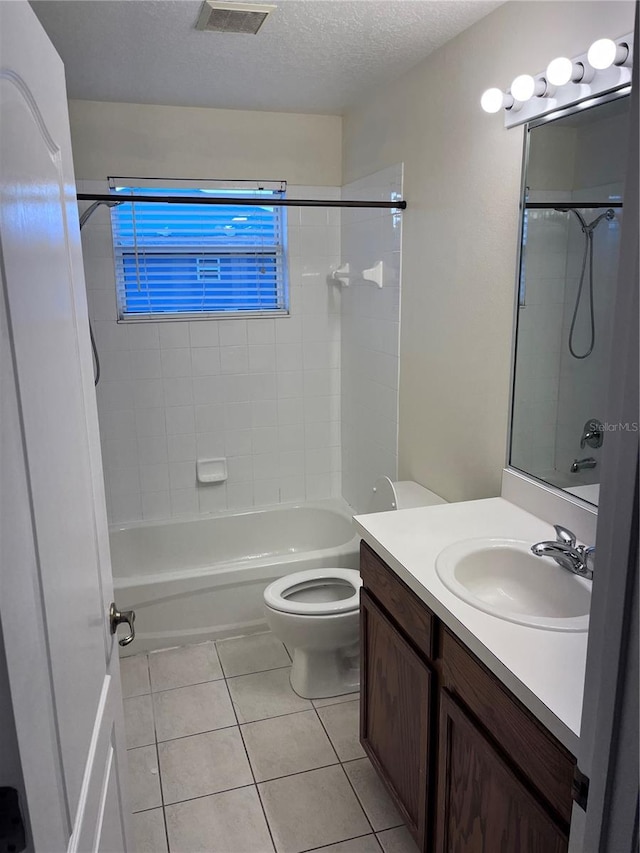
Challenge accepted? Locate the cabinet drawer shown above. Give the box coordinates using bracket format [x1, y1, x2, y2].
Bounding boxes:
[360, 541, 434, 659]
[441, 629, 575, 826]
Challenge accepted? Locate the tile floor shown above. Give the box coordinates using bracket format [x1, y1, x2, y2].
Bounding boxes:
[122, 632, 419, 853]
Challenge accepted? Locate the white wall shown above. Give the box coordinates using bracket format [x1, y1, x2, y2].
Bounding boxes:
[341, 164, 403, 512]
[69, 100, 342, 186]
[342, 0, 635, 502]
[73, 100, 343, 523]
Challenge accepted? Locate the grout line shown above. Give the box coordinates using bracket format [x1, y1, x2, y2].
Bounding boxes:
[312, 709, 375, 836]
[312, 707, 342, 766]
[215, 673, 278, 853]
[222, 663, 292, 682]
[147, 674, 227, 695]
[147, 663, 292, 695]
[300, 831, 382, 853]
[148, 679, 172, 852]
[339, 761, 376, 836]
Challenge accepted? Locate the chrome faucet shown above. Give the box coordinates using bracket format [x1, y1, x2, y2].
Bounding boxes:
[531, 525, 595, 580]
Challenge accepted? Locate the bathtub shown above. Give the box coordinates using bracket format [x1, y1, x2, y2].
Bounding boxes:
[110, 500, 359, 655]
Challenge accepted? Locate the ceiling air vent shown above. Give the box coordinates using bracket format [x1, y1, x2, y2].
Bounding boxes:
[195, 1, 275, 34]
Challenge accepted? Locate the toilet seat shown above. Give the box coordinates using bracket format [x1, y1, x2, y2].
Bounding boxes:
[264, 568, 361, 616]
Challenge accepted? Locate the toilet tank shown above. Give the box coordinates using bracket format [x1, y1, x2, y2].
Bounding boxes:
[368, 476, 447, 513]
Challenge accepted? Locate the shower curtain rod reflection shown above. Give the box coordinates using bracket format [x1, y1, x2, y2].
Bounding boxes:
[76, 193, 407, 210]
[525, 201, 623, 209]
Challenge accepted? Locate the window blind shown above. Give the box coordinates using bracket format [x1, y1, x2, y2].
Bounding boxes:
[109, 182, 288, 321]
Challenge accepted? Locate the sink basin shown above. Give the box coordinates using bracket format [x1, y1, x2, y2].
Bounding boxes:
[435, 538, 591, 632]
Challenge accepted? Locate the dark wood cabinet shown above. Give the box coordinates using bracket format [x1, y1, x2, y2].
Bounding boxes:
[359, 541, 576, 853]
[360, 589, 433, 847]
[436, 691, 568, 853]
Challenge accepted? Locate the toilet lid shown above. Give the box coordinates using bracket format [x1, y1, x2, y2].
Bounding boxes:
[264, 568, 362, 615]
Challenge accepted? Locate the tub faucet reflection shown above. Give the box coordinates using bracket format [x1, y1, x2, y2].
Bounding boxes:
[531, 525, 595, 580]
[571, 457, 597, 473]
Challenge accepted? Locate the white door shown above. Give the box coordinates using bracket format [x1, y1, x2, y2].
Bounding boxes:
[0, 3, 131, 851]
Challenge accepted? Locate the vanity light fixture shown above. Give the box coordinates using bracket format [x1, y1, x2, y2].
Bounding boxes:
[481, 31, 633, 127]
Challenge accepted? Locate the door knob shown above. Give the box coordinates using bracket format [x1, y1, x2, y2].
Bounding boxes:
[109, 602, 136, 647]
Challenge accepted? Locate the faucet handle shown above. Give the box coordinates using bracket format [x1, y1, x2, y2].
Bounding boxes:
[579, 545, 596, 576]
[554, 525, 576, 547]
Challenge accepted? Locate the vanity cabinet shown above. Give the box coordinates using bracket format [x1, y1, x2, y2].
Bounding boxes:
[359, 541, 576, 853]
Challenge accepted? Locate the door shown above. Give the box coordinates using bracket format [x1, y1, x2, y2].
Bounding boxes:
[436, 691, 568, 853]
[360, 589, 432, 851]
[0, 3, 130, 851]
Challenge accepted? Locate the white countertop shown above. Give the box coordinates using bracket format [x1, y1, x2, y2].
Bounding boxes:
[354, 496, 588, 755]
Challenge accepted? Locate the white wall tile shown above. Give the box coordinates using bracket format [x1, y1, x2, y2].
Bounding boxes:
[140, 464, 170, 494]
[165, 406, 195, 436]
[220, 346, 249, 375]
[161, 348, 192, 378]
[167, 433, 197, 462]
[189, 321, 220, 348]
[129, 324, 160, 350]
[218, 319, 248, 347]
[191, 347, 221, 377]
[159, 322, 190, 349]
[131, 350, 162, 380]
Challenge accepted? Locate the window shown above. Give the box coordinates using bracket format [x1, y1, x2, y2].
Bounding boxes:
[109, 179, 288, 321]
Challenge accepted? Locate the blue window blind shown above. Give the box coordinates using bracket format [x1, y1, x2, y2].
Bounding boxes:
[109, 181, 288, 320]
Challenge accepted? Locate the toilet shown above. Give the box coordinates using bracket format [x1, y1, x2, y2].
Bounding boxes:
[263, 477, 447, 699]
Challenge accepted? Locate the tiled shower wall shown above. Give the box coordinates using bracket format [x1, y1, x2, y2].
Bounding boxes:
[80, 182, 341, 524]
[340, 165, 403, 513]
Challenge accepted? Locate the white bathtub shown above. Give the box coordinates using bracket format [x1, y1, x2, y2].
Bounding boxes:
[110, 500, 359, 655]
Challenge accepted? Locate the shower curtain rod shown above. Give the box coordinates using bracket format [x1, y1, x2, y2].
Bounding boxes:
[77, 193, 407, 210]
[525, 201, 623, 209]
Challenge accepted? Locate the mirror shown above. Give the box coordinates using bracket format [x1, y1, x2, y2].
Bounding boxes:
[510, 93, 630, 506]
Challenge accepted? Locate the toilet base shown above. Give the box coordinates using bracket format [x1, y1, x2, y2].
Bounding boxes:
[289, 644, 360, 700]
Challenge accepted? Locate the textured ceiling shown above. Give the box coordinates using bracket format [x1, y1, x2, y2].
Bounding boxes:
[31, 0, 502, 114]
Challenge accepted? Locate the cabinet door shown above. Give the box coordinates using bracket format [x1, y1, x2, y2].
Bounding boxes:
[436, 691, 568, 853]
[360, 588, 433, 849]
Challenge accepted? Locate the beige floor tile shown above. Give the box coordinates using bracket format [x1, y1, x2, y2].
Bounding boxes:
[317, 700, 365, 762]
[165, 785, 275, 852]
[128, 746, 162, 813]
[376, 826, 419, 853]
[217, 632, 291, 677]
[130, 808, 168, 853]
[241, 710, 337, 782]
[258, 765, 370, 853]
[153, 680, 236, 742]
[120, 654, 150, 698]
[124, 695, 155, 749]
[312, 692, 360, 709]
[344, 759, 403, 832]
[148, 641, 223, 692]
[159, 727, 253, 804]
[227, 667, 312, 723]
[316, 836, 382, 852]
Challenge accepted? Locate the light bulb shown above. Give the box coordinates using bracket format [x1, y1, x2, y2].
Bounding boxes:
[511, 74, 545, 102]
[481, 88, 505, 113]
[546, 57, 574, 86]
[587, 38, 629, 70]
